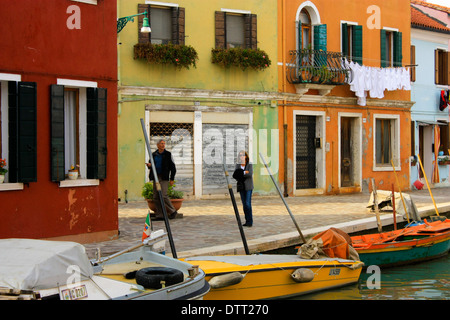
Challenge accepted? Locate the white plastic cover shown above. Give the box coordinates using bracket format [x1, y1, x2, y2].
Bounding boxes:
[0, 239, 93, 290]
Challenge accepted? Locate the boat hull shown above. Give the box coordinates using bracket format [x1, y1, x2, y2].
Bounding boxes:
[356, 236, 450, 268]
[183, 255, 362, 300]
[352, 219, 450, 268]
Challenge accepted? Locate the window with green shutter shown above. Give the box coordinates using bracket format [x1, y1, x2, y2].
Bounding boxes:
[380, 29, 402, 68]
[8, 81, 37, 183]
[50, 85, 107, 182]
[341, 23, 363, 65]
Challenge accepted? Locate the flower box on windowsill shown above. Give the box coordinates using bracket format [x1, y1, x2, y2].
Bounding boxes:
[134, 43, 199, 70]
[211, 47, 271, 71]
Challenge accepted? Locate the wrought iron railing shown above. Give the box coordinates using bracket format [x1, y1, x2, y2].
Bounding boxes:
[286, 50, 351, 85]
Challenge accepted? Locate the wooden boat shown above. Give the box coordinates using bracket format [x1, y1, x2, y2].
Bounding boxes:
[351, 219, 450, 268]
[182, 254, 363, 300]
[0, 235, 209, 300]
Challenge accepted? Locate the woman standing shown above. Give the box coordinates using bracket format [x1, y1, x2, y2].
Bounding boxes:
[233, 151, 254, 227]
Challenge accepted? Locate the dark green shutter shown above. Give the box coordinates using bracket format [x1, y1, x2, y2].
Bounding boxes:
[86, 87, 107, 180]
[380, 29, 387, 67]
[7, 82, 19, 182]
[50, 85, 65, 182]
[352, 25, 363, 65]
[298, 21, 302, 51]
[393, 31, 402, 67]
[342, 23, 348, 57]
[8, 82, 37, 183]
[313, 24, 327, 51]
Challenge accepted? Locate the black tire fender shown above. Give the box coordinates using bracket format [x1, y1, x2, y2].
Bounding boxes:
[135, 267, 184, 289]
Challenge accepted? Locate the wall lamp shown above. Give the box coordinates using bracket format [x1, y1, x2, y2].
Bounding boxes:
[117, 11, 151, 34]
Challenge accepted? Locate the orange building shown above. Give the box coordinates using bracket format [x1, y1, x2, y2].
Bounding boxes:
[277, 0, 413, 196]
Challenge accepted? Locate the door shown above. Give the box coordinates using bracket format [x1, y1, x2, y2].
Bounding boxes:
[341, 117, 353, 187]
[202, 123, 248, 195]
[295, 115, 316, 189]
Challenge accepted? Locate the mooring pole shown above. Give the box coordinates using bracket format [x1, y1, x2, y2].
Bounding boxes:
[259, 153, 306, 244]
[222, 160, 250, 255]
[140, 119, 177, 258]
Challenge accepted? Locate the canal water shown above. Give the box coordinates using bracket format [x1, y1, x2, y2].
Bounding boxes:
[294, 254, 449, 300]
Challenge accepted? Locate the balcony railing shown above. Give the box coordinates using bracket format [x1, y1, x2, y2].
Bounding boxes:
[286, 50, 351, 86]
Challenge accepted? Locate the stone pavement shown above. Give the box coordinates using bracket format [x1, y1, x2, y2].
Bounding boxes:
[84, 187, 450, 259]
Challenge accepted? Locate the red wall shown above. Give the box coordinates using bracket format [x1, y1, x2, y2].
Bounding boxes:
[0, 0, 118, 242]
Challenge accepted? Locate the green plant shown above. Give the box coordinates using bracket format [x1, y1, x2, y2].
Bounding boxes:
[134, 43, 198, 70]
[211, 47, 271, 71]
[142, 181, 184, 199]
[0, 158, 7, 175]
[311, 65, 334, 84]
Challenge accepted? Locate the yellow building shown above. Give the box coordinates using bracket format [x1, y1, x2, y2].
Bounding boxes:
[117, 0, 279, 201]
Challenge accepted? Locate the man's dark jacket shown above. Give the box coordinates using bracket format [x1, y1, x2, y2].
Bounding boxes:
[149, 149, 176, 181]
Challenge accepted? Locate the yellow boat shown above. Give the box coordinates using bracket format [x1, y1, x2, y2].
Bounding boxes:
[182, 254, 363, 300]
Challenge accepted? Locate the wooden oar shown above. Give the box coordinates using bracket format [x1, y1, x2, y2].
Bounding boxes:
[417, 155, 440, 216]
[222, 160, 250, 255]
[371, 178, 383, 233]
[140, 119, 178, 258]
[390, 160, 410, 223]
[392, 184, 397, 230]
[259, 153, 306, 243]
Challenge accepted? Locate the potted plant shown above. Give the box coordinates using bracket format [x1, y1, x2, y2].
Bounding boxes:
[68, 165, 79, 180]
[142, 181, 184, 212]
[0, 158, 7, 184]
[438, 155, 450, 165]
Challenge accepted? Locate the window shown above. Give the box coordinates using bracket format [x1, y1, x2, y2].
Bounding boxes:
[439, 123, 449, 156]
[342, 22, 362, 65]
[1, 80, 37, 185]
[150, 7, 172, 44]
[298, 11, 326, 52]
[381, 29, 402, 67]
[226, 14, 245, 48]
[51, 81, 107, 182]
[435, 49, 449, 85]
[215, 10, 257, 50]
[138, 3, 185, 45]
[298, 10, 312, 50]
[71, 0, 97, 4]
[374, 115, 400, 169]
[64, 89, 80, 174]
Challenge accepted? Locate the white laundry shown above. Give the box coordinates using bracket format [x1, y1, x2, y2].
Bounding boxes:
[345, 59, 411, 106]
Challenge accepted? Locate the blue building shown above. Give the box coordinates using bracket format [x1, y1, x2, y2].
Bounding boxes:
[410, 3, 450, 188]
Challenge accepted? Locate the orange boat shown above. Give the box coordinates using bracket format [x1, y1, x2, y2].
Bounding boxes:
[351, 219, 450, 268]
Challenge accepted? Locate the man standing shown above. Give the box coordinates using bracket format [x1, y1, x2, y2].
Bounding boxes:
[146, 139, 178, 220]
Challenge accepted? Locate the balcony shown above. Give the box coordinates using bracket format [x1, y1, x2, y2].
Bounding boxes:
[286, 50, 351, 96]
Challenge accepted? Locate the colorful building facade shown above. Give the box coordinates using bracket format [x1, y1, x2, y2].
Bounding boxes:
[0, 0, 118, 242]
[117, 0, 279, 201]
[410, 1, 450, 188]
[277, 0, 413, 196]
